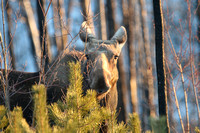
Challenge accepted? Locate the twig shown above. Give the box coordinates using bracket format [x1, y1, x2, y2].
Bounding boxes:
[187, 0, 200, 125]
[166, 21, 189, 133]
[166, 62, 185, 133]
[1, 0, 10, 111]
[39, 0, 52, 84]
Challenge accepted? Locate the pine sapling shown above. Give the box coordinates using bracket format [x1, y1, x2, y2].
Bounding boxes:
[49, 61, 111, 132]
[0, 105, 8, 130]
[127, 113, 141, 133]
[32, 84, 50, 133]
[9, 107, 33, 133]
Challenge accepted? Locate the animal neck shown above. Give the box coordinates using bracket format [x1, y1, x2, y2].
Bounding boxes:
[99, 83, 118, 111]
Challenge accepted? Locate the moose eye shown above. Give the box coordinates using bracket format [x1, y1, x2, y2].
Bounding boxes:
[114, 55, 119, 59]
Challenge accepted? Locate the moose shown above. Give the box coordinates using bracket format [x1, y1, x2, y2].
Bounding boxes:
[0, 21, 127, 125]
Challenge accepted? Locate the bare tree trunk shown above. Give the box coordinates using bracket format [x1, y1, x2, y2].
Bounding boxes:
[44, 1, 52, 65]
[5, 0, 15, 69]
[134, 1, 148, 129]
[52, 0, 68, 52]
[1, 0, 10, 111]
[118, 54, 129, 122]
[122, 0, 138, 114]
[37, 0, 45, 46]
[153, 0, 169, 132]
[23, 0, 41, 70]
[65, 0, 73, 50]
[46, 30, 52, 64]
[37, 0, 52, 68]
[106, 0, 117, 39]
[128, 0, 138, 113]
[80, 0, 95, 35]
[97, 0, 107, 40]
[58, 0, 67, 48]
[52, 0, 63, 53]
[121, 0, 130, 121]
[139, 0, 156, 118]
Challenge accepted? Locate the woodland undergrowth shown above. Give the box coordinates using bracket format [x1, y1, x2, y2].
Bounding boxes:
[0, 62, 141, 133]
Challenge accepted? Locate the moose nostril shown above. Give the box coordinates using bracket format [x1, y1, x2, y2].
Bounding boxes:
[97, 82, 111, 94]
[98, 90, 103, 94]
[91, 76, 111, 94]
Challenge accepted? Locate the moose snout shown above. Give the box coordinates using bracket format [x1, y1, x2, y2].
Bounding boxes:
[90, 76, 111, 94]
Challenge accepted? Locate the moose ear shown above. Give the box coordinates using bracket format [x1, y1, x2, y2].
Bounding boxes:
[111, 26, 127, 49]
[79, 21, 96, 42]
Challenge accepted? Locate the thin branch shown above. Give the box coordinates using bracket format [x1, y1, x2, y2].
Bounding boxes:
[166, 62, 185, 133]
[39, 0, 52, 84]
[1, 0, 10, 111]
[166, 20, 189, 133]
[187, 0, 200, 125]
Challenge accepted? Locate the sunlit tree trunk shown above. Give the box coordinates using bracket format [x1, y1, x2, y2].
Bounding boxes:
[58, 0, 67, 48]
[106, 0, 117, 38]
[153, 0, 169, 132]
[134, 1, 148, 129]
[122, 0, 138, 114]
[128, 0, 138, 114]
[65, 0, 72, 49]
[139, 0, 156, 118]
[97, 0, 107, 40]
[1, 0, 10, 112]
[5, 0, 15, 69]
[52, 0, 68, 52]
[121, 0, 130, 121]
[23, 0, 41, 70]
[52, 0, 62, 53]
[37, 0, 52, 66]
[80, 0, 95, 35]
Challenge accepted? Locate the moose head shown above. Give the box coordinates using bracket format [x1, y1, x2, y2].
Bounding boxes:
[80, 22, 127, 101]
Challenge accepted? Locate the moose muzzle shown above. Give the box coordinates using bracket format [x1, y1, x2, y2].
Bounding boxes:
[90, 53, 112, 96]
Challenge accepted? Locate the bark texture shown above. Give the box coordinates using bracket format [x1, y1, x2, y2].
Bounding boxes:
[153, 0, 169, 132]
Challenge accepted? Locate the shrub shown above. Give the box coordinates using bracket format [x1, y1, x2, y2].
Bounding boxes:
[0, 61, 142, 133]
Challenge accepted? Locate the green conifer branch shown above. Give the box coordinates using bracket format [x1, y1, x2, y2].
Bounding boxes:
[0, 105, 8, 130]
[10, 107, 34, 133]
[32, 84, 50, 133]
[127, 113, 141, 133]
[49, 62, 113, 132]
